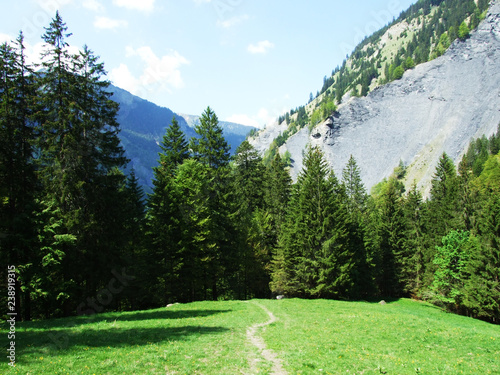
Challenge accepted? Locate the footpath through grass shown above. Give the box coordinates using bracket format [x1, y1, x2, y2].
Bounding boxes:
[1, 298, 499, 374]
[259, 298, 500, 374]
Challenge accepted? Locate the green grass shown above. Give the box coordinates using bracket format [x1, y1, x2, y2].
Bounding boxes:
[259, 298, 500, 374]
[1, 301, 269, 374]
[2, 299, 499, 374]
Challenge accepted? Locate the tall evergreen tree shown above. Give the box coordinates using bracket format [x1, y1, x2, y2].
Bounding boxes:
[158, 116, 189, 173]
[423, 153, 461, 288]
[190, 106, 230, 170]
[377, 178, 406, 297]
[0, 34, 39, 320]
[276, 147, 353, 298]
[342, 155, 367, 216]
[35, 13, 129, 316]
[401, 183, 425, 296]
[189, 107, 235, 300]
[341, 155, 370, 297]
[146, 118, 189, 305]
[232, 140, 268, 298]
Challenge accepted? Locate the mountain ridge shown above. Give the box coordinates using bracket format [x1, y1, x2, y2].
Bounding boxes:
[250, 0, 500, 195]
[109, 86, 254, 190]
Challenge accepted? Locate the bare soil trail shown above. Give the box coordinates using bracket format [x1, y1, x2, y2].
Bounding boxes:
[246, 301, 288, 375]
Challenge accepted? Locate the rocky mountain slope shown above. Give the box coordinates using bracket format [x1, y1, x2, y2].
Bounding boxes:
[251, 0, 500, 195]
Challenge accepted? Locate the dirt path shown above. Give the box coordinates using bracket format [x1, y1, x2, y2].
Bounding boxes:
[246, 301, 287, 375]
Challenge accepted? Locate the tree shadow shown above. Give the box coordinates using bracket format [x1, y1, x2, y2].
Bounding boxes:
[21, 308, 232, 330]
[16, 324, 229, 364]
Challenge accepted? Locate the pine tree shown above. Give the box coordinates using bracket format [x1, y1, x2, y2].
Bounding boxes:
[265, 153, 292, 241]
[190, 106, 230, 170]
[189, 107, 235, 300]
[147, 118, 190, 305]
[0, 34, 39, 320]
[158, 116, 189, 173]
[401, 183, 425, 296]
[342, 155, 367, 217]
[36, 13, 129, 315]
[175, 159, 214, 301]
[341, 155, 370, 297]
[232, 140, 268, 298]
[276, 147, 353, 298]
[378, 178, 406, 297]
[424, 153, 461, 288]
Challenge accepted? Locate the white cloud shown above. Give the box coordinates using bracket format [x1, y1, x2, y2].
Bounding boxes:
[94, 16, 128, 30]
[112, 0, 155, 12]
[226, 108, 276, 129]
[226, 114, 260, 128]
[217, 14, 249, 28]
[110, 46, 190, 97]
[83, 0, 105, 12]
[247, 40, 274, 55]
[256, 108, 276, 128]
[0, 33, 12, 44]
[109, 63, 140, 94]
[193, 0, 211, 4]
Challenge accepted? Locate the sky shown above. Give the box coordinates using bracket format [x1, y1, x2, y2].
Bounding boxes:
[0, 0, 416, 128]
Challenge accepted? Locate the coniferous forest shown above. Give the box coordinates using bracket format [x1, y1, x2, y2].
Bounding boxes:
[1, 13, 499, 325]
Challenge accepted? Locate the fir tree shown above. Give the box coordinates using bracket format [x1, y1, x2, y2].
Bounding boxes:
[189, 107, 235, 300]
[0, 34, 39, 320]
[36, 13, 129, 315]
[276, 147, 353, 298]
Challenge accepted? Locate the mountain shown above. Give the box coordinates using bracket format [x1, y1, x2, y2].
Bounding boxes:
[177, 113, 256, 155]
[110, 86, 254, 190]
[249, 0, 499, 195]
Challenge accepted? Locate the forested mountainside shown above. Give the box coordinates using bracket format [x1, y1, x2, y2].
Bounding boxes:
[110, 85, 196, 189]
[249, 0, 498, 194]
[111, 86, 254, 191]
[2, 4, 500, 326]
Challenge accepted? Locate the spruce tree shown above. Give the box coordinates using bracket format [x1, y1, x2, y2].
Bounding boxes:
[157, 116, 189, 173]
[377, 178, 406, 297]
[189, 107, 235, 300]
[341, 155, 370, 297]
[0, 34, 39, 320]
[401, 183, 425, 296]
[277, 147, 353, 298]
[36, 13, 129, 315]
[424, 153, 461, 288]
[147, 118, 189, 305]
[232, 140, 268, 298]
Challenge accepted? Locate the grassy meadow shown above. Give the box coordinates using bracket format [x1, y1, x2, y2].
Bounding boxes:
[2, 299, 499, 374]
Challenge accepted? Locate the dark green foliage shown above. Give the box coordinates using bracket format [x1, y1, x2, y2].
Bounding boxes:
[274, 147, 356, 298]
[231, 141, 269, 299]
[0, 34, 40, 320]
[190, 106, 230, 170]
[400, 183, 425, 296]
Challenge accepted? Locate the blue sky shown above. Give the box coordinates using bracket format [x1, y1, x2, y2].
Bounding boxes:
[1, 0, 415, 128]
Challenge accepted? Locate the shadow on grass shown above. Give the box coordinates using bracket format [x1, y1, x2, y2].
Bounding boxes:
[16, 324, 229, 364]
[20, 308, 232, 330]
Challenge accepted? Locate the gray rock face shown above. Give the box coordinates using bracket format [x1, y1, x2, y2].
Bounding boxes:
[285, 1, 500, 195]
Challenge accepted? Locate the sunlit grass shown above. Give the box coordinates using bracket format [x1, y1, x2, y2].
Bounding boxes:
[2, 298, 499, 374]
[2, 301, 268, 374]
[259, 298, 500, 374]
